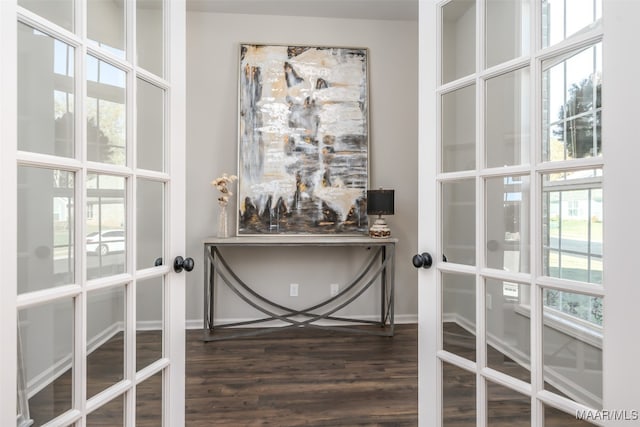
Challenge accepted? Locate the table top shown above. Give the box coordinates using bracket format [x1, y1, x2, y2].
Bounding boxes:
[203, 235, 398, 246]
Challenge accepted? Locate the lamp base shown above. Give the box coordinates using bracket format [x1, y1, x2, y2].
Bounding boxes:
[369, 216, 391, 238]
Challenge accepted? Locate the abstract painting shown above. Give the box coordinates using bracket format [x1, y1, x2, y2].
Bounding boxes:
[237, 44, 369, 235]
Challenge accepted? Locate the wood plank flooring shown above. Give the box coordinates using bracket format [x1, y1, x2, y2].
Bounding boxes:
[26, 322, 595, 426]
[185, 325, 418, 426]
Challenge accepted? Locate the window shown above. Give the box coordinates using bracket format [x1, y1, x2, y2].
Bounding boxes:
[543, 171, 602, 286]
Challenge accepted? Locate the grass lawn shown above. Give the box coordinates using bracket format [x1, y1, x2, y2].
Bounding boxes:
[549, 219, 602, 242]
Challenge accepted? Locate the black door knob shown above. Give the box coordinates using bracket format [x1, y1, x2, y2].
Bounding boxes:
[412, 252, 433, 269]
[174, 256, 195, 273]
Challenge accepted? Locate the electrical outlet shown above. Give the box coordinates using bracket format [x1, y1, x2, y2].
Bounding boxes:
[290, 283, 299, 297]
[330, 283, 339, 296]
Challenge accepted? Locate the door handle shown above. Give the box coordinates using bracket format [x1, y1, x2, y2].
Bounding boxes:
[174, 256, 195, 273]
[412, 252, 433, 269]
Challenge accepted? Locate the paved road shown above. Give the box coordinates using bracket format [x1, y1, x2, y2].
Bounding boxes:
[54, 251, 126, 277]
[548, 237, 602, 256]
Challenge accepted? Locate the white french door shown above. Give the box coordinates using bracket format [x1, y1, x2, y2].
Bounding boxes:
[1, 0, 186, 425]
[418, 0, 640, 426]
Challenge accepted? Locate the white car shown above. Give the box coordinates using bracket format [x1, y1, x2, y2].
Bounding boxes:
[86, 229, 125, 256]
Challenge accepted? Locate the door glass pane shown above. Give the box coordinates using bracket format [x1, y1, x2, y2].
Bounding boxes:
[443, 362, 476, 426]
[137, 0, 164, 77]
[87, 285, 126, 399]
[487, 380, 530, 425]
[137, 179, 164, 269]
[542, 288, 603, 409]
[18, 299, 74, 426]
[137, 79, 165, 172]
[543, 286, 603, 327]
[442, 85, 476, 172]
[87, 174, 126, 280]
[87, 395, 125, 426]
[87, 55, 127, 166]
[486, 279, 530, 381]
[18, 0, 74, 32]
[18, 23, 75, 158]
[136, 371, 163, 426]
[486, 68, 530, 167]
[486, 0, 530, 68]
[87, 0, 125, 58]
[137, 277, 164, 371]
[442, 0, 476, 84]
[442, 180, 475, 265]
[545, 404, 599, 426]
[542, 170, 602, 284]
[18, 167, 74, 294]
[542, 0, 602, 48]
[442, 272, 476, 361]
[486, 175, 530, 273]
[542, 43, 602, 162]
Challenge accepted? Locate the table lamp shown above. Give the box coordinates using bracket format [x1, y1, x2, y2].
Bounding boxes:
[367, 189, 395, 238]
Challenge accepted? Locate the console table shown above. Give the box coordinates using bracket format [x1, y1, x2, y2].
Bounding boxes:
[203, 236, 398, 341]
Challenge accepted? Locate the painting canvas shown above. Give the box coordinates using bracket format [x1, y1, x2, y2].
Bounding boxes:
[237, 44, 369, 235]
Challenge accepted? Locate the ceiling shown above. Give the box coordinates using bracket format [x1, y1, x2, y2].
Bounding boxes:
[186, 0, 418, 22]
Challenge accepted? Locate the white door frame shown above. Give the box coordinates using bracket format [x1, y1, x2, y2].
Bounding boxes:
[166, 0, 187, 424]
[0, 0, 18, 425]
[417, 0, 440, 425]
[0, 0, 187, 424]
[600, 0, 640, 421]
[418, 0, 640, 426]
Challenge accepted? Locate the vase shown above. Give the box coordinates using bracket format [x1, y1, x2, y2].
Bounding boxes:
[217, 204, 229, 238]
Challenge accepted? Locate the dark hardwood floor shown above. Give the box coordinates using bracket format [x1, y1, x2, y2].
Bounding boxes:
[27, 325, 418, 426]
[186, 325, 418, 426]
[26, 323, 594, 426]
[440, 323, 594, 427]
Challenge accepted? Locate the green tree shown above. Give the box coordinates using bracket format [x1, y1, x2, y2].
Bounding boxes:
[554, 78, 602, 158]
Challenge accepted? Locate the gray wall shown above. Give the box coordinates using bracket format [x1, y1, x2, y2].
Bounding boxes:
[185, 11, 419, 325]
